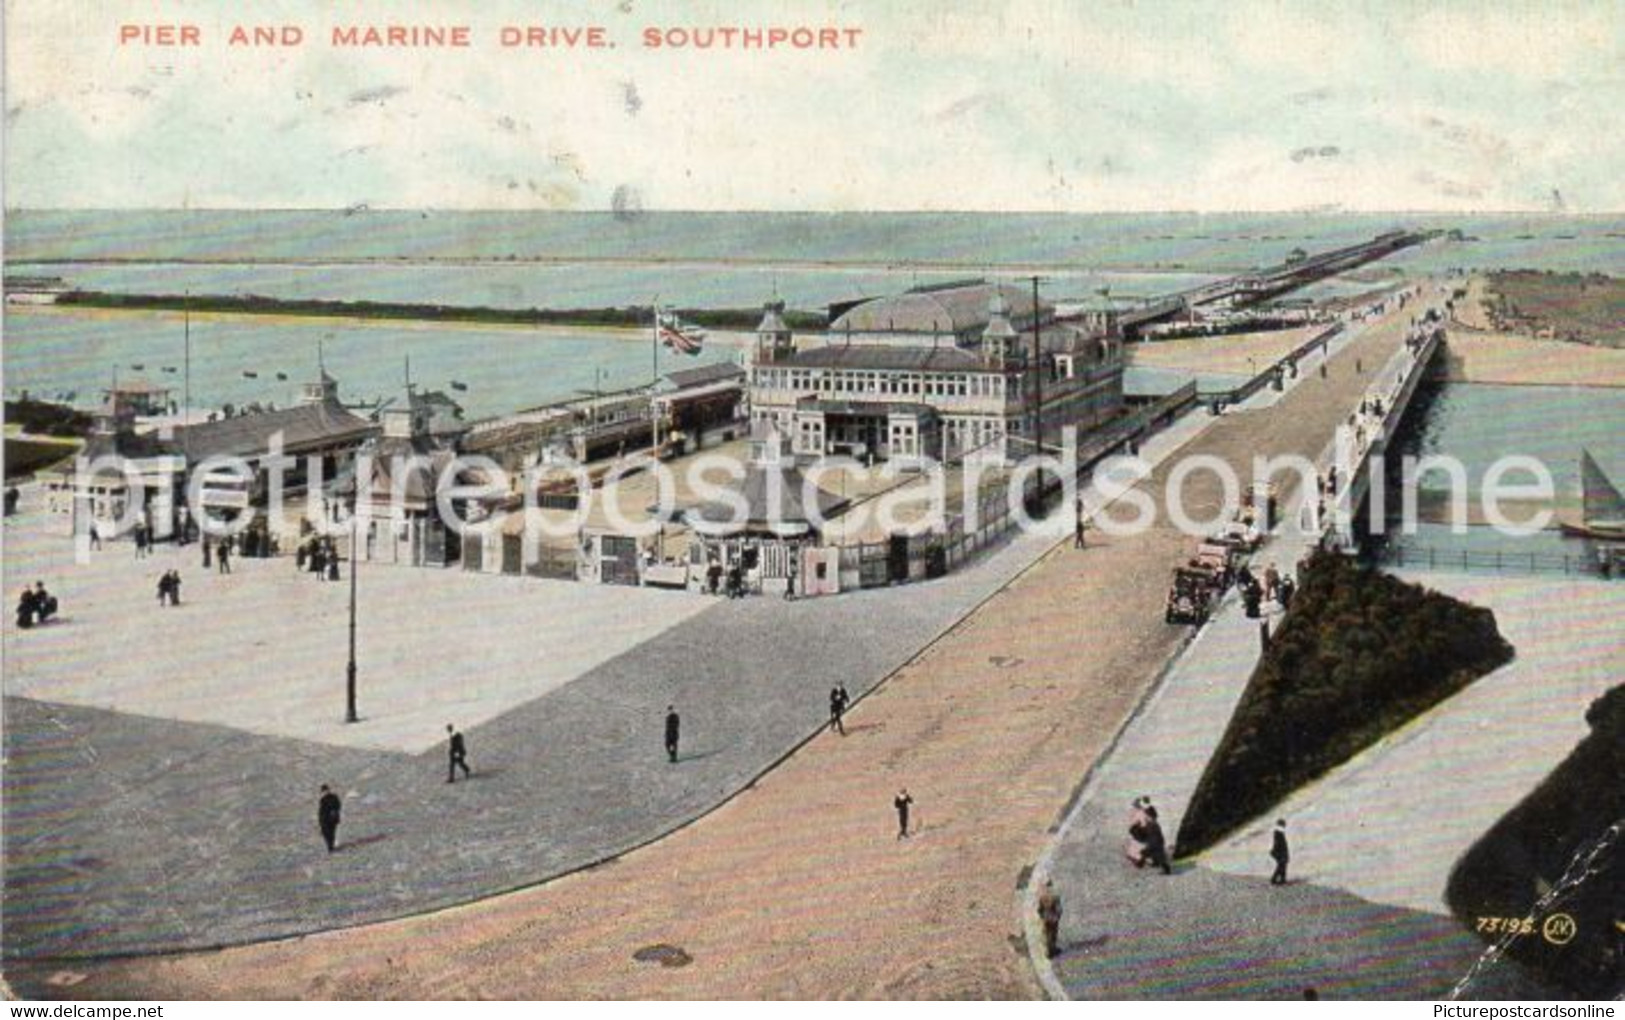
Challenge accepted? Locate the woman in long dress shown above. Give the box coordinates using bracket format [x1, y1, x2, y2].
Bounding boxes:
[1125, 796, 1152, 867]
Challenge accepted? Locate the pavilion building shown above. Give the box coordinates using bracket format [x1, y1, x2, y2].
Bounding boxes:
[746, 281, 1124, 466]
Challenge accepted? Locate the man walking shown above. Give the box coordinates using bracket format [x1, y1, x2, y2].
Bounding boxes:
[1073, 496, 1090, 549]
[1037, 880, 1063, 959]
[828, 685, 848, 735]
[665, 705, 681, 764]
[1270, 819, 1291, 885]
[894, 788, 914, 839]
[318, 784, 342, 853]
[446, 724, 471, 783]
[217, 536, 232, 574]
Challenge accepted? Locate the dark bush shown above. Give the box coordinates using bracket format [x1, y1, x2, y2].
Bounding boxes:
[1177, 550, 1515, 855]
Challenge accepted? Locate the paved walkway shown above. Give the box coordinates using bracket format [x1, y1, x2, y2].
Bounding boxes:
[0, 289, 1428, 999]
[2, 497, 1060, 957]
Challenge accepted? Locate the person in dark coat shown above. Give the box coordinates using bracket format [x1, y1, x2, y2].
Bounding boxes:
[894, 788, 914, 839]
[16, 587, 37, 629]
[167, 570, 182, 606]
[311, 542, 327, 579]
[664, 705, 680, 763]
[828, 686, 847, 735]
[201, 535, 212, 569]
[318, 785, 342, 853]
[1037, 880, 1063, 958]
[157, 572, 173, 606]
[446, 724, 471, 783]
[326, 554, 340, 582]
[217, 536, 232, 574]
[32, 582, 57, 623]
[1270, 819, 1290, 885]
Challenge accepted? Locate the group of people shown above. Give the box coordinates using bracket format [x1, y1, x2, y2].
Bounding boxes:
[704, 560, 747, 598]
[14, 581, 59, 628]
[295, 538, 342, 582]
[155, 569, 184, 607]
[1237, 562, 1294, 620]
[201, 534, 234, 574]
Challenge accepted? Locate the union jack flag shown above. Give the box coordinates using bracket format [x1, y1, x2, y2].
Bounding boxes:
[658, 311, 706, 356]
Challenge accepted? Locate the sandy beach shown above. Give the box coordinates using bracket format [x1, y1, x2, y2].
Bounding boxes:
[1126, 326, 1322, 377]
[5, 303, 758, 349]
[1437, 331, 1625, 388]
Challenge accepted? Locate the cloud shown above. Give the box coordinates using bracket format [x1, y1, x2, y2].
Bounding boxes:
[346, 84, 407, 106]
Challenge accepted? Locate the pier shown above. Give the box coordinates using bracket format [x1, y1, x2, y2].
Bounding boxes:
[1117, 229, 1433, 336]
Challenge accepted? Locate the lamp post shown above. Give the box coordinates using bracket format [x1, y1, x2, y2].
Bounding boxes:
[345, 490, 359, 724]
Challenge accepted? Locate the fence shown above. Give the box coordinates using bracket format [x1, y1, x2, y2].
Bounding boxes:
[1371, 542, 1615, 578]
[1198, 323, 1345, 408]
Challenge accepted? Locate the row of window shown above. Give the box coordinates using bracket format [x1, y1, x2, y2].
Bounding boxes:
[752, 366, 1023, 400]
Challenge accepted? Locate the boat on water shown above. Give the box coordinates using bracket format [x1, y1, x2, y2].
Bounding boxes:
[450, 380, 468, 392]
[1559, 449, 1625, 540]
[131, 363, 145, 370]
[243, 371, 258, 379]
[162, 366, 177, 373]
[275, 372, 288, 381]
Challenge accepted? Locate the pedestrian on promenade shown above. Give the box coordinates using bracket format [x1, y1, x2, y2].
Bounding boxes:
[318, 785, 342, 853]
[1270, 819, 1291, 885]
[1073, 496, 1090, 549]
[829, 684, 850, 735]
[326, 553, 340, 582]
[1126, 796, 1153, 867]
[665, 705, 681, 763]
[312, 542, 327, 580]
[1263, 562, 1280, 603]
[88, 520, 103, 551]
[201, 535, 212, 569]
[894, 788, 914, 839]
[32, 582, 57, 624]
[16, 587, 37, 629]
[168, 570, 183, 606]
[134, 521, 149, 558]
[1037, 881, 1063, 959]
[156, 571, 178, 606]
[1143, 803, 1172, 875]
[217, 536, 232, 574]
[1259, 618, 1271, 652]
[1319, 362, 1328, 380]
[3, 486, 17, 516]
[1356, 358, 1364, 374]
[446, 724, 471, 783]
[1279, 576, 1296, 610]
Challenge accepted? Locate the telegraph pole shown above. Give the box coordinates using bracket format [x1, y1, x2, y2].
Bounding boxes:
[345, 507, 359, 723]
[1029, 275, 1047, 506]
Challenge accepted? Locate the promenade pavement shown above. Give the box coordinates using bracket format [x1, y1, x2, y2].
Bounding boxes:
[1202, 573, 1624, 915]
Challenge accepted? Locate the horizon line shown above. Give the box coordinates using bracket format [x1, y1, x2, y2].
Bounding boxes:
[5, 206, 1619, 218]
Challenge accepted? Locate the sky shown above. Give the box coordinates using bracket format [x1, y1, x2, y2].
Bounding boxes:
[4, 0, 1622, 212]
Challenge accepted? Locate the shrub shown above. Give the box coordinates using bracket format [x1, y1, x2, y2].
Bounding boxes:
[1176, 550, 1514, 855]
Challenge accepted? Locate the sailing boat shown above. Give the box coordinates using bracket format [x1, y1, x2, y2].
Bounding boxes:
[1560, 449, 1625, 540]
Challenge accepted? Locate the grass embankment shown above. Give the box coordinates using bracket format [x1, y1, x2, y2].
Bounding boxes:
[1176, 551, 1514, 856]
[1481, 271, 1624, 349]
[4, 398, 95, 438]
[55, 290, 828, 332]
[1444, 685, 1624, 999]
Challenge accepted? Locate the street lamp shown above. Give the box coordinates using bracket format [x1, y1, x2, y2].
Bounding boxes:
[345, 505, 358, 723]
